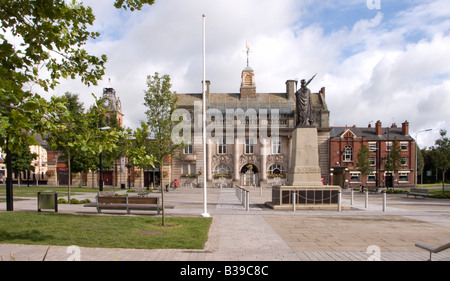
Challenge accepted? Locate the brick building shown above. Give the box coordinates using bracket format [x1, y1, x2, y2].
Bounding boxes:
[329, 120, 416, 189]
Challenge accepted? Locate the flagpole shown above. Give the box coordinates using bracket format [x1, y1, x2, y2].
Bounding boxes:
[201, 14, 210, 218]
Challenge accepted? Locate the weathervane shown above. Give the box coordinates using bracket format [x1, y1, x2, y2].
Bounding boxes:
[244, 43, 252, 67]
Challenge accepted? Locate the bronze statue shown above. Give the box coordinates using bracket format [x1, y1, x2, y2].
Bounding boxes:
[296, 74, 316, 127]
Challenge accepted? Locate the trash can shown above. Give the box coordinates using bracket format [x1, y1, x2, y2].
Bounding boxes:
[37, 191, 58, 212]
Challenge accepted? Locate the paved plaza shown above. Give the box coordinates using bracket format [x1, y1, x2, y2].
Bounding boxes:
[1, 187, 449, 261]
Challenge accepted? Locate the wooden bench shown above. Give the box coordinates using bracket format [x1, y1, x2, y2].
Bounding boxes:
[84, 195, 161, 214]
[407, 188, 429, 198]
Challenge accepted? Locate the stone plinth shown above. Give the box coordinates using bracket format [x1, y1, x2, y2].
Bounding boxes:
[268, 127, 341, 210]
[286, 127, 322, 186]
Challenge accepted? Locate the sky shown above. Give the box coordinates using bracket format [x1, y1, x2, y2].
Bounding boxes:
[45, 0, 450, 148]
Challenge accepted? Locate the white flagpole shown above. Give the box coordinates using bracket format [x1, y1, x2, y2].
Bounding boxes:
[202, 14, 210, 218]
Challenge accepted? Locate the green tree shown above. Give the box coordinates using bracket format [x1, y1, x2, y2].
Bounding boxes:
[11, 140, 38, 187]
[126, 122, 156, 188]
[143, 72, 182, 226]
[385, 137, 402, 188]
[430, 130, 450, 196]
[0, 0, 154, 210]
[356, 144, 371, 179]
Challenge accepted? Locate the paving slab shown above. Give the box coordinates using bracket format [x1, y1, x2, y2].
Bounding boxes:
[0, 187, 449, 261]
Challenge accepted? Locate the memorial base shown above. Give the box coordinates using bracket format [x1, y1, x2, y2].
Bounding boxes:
[266, 185, 341, 210]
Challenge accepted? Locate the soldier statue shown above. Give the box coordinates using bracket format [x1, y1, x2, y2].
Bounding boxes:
[295, 74, 316, 127]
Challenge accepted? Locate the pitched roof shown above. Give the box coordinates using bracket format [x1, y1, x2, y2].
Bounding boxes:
[330, 126, 414, 141]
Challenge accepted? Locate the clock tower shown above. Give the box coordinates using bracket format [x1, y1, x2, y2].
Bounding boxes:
[101, 87, 124, 128]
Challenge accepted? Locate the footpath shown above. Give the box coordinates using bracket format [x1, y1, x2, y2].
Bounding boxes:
[0, 187, 449, 261]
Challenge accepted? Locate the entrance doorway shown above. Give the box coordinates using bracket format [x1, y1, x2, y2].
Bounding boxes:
[385, 173, 393, 188]
[240, 164, 259, 186]
[100, 171, 114, 186]
[144, 169, 160, 188]
[332, 167, 346, 188]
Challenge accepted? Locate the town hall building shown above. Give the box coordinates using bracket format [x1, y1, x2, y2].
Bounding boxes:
[173, 64, 332, 188]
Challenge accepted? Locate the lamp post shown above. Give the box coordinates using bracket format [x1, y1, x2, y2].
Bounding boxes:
[99, 126, 111, 192]
[415, 129, 432, 187]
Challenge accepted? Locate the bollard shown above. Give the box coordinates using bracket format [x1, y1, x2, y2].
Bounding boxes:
[365, 190, 369, 208]
[292, 191, 296, 212]
[350, 189, 354, 205]
[338, 190, 342, 212]
[382, 191, 386, 212]
[246, 190, 250, 211]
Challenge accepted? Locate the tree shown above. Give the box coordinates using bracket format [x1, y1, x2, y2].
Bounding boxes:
[385, 137, 402, 188]
[430, 130, 450, 196]
[11, 140, 38, 187]
[0, 0, 154, 210]
[356, 144, 371, 181]
[143, 72, 182, 226]
[126, 122, 156, 188]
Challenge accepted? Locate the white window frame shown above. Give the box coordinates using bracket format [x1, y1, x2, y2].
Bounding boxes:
[183, 141, 193, 154]
[350, 172, 361, 183]
[218, 138, 227, 154]
[386, 141, 393, 151]
[367, 172, 376, 183]
[400, 142, 408, 151]
[272, 138, 281, 154]
[369, 142, 377, 151]
[343, 146, 353, 162]
[245, 137, 255, 154]
[399, 172, 409, 182]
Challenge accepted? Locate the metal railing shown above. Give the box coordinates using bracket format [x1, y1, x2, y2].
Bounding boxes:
[235, 185, 250, 211]
[415, 242, 450, 261]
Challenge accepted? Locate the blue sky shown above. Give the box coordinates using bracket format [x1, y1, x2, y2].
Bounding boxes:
[47, 0, 450, 148]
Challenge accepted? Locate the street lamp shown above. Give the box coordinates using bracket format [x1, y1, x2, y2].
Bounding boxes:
[415, 129, 432, 187]
[99, 126, 111, 191]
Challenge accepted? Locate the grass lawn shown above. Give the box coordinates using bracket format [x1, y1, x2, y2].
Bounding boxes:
[0, 212, 212, 250]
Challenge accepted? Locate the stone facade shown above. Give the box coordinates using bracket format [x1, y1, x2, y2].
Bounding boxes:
[174, 66, 331, 187]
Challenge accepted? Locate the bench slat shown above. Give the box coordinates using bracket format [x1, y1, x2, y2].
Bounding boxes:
[84, 195, 162, 214]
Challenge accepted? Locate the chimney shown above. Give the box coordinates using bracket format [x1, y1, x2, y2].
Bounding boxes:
[375, 120, 382, 135]
[402, 120, 409, 136]
[320, 87, 326, 99]
[202, 80, 210, 100]
[286, 80, 296, 100]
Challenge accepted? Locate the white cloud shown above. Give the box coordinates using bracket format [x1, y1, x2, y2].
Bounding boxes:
[45, 0, 449, 148]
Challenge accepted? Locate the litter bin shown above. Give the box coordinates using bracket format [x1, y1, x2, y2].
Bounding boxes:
[37, 191, 58, 212]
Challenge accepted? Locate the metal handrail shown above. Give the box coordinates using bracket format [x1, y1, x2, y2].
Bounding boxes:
[415, 242, 450, 261]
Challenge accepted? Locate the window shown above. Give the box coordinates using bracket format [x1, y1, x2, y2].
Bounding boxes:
[401, 157, 407, 166]
[369, 142, 377, 151]
[401, 142, 408, 151]
[184, 141, 192, 154]
[218, 138, 227, 154]
[268, 164, 284, 175]
[386, 141, 393, 151]
[213, 164, 231, 178]
[350, 172, 360, 183]
[343, 146, 353, 162]
[181, 164, 189, 174]
[369, 157, 376, 166]
[272, 138, 281, 154]
[367, 172, 376, 183]
[190, 164, 196, 175]
[399, 172, 409, 182]
[245, 138, 254, 154]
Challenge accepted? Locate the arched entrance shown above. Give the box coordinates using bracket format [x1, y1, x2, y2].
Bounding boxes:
[240, 164, 259, 186]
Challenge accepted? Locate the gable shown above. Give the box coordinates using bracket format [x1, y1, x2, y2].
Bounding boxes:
[341, 129, 357, 139]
